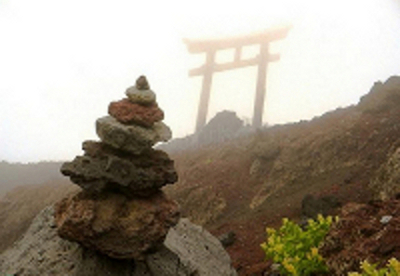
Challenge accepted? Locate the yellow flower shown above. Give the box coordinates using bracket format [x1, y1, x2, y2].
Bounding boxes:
[260, 242, 267, 251]
[388, 258, 400, 273]
[274, 244, 284, 253]
[282, 259, 298, 276]
[360, 260, 374, 274]
[266, 227, 276, 235]
[311, 247, 319, 257]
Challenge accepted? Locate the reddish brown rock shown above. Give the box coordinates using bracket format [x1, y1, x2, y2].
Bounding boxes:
[108, 98, 164, 127]
[54, 190, 180, 260]
[320, 199, 400, 275]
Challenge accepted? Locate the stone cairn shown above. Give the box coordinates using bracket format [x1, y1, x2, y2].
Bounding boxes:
[55, 76, 180, 260]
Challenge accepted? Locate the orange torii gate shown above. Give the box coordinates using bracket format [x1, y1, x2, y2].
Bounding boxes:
[184, 26, 290, 133]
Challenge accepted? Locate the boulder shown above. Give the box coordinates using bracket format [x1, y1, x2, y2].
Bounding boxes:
[96, 116, 171, 154]
[125, 86, 156, 105]
[61, 141, 178, 196]
[0, 206, 237, 276]
[133, 218, 238, 276]
[108, 98, 164, 127]
[54, 190, 180, 260]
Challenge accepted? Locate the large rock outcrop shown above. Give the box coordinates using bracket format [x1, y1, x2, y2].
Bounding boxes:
[57, 75, 180, 260]
[370, 147, 400, 200]
[0, 206, 237, 276]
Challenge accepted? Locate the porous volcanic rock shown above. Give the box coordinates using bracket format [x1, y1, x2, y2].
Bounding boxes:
[54, 190, 180, 260]
[61, 141, 177, 196]
[108, 98, 164, 127]
[320, 199, 400, 275]
[96, 116, 171, 154]
[0, 206, 237, 276]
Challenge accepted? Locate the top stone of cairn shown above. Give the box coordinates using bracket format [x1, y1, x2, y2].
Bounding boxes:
[125, 75, 156, 105]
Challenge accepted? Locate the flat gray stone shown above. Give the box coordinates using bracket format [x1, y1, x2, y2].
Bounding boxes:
[125, 86, 156, 105]
[96, 116, 172, 154]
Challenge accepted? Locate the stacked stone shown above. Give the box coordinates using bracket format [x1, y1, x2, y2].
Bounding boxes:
[55, 76, 180, 260]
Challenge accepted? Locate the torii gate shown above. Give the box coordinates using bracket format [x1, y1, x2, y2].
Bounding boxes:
[184, 26, 290, 133]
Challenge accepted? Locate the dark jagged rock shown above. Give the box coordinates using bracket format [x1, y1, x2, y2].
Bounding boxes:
[301, 194, 341, 219]
[108, 98, 164, 127]
[54, 190, 180, 260]
[61, 141, 177, 196]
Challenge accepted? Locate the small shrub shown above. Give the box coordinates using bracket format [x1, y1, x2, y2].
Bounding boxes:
[348, 258, 400, 276]
[260, 214, 338, 275]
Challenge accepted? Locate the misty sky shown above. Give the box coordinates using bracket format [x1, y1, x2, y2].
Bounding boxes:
[1, 0, 400, 162]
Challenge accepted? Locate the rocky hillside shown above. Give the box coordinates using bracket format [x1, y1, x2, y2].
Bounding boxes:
[164, 76, 400, 274]
[0, 76, 400, 275]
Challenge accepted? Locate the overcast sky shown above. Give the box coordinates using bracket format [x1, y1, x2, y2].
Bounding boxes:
[1, 0, 400, 162]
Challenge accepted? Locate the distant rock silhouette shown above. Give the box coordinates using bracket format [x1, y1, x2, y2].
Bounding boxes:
[158, 110, 250, 153]
[197, 110, 244, 145]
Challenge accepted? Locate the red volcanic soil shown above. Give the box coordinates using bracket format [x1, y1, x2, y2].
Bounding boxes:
[165, 76, 400, 275]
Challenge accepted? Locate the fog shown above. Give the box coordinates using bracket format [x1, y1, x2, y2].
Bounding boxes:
[1, 0, 400, 162]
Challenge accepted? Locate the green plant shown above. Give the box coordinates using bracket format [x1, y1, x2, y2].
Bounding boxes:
[260, 214, 338, 275]
[348, 258, 400, 276]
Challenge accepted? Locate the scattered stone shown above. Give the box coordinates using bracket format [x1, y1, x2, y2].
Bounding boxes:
[96, 116, 171, 154]
[108, 98, 164, 127]
[54, 190, 180, 260]
[219, 231, 236, 248]
[0, 206, 237, 276]
[380, 215, 392, 224]
[61, 141, 178, 196]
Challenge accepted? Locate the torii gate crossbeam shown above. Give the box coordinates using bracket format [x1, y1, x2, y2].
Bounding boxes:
[184, 26, 290, 133]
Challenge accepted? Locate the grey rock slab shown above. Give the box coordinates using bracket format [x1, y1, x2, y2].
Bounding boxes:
[0, 206, 134, 276]
[134, 218, 237, 276]
[0, 207, 237, 276]
[96, 116, 172, 154]
[125, 86, 156, 105]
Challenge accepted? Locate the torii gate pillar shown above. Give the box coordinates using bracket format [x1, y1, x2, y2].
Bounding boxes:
[184, 26, 290, 132]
